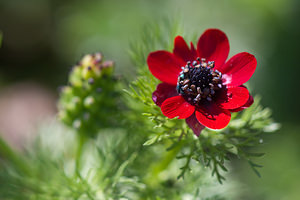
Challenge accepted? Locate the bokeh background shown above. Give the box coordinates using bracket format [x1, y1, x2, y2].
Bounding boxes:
[0, 0, 299, 199]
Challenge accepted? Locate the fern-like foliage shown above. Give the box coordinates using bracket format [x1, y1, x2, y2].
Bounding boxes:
[0, 120, 240, 200]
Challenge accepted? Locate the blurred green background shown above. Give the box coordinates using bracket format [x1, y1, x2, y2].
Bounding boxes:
[0, 0, 299, 199]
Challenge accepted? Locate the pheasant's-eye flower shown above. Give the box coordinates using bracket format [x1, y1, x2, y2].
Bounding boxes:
[147, 29, 256, 135]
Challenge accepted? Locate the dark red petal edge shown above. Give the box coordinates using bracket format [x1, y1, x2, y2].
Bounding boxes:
[216, 86, 250, 110]
[229, 95, 254, 112]
[195, 102, 231, 129]
[152, 83, 178, 107]
[190, 42, 198, 59]
[186, 114, 205, 136]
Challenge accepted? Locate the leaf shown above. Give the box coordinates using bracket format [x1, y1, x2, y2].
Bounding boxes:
[225, 143, 238, 155]
[263, 123, 281, 132]
[246, 152, 265, 157]
[112, 152, 138, 187]
[248, 160, 263, 178]
[143, 135, 160, 146]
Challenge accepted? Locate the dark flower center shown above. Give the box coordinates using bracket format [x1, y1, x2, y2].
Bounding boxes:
[177, 58, 223, 105]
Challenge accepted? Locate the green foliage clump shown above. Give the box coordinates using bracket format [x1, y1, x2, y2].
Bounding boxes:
[0, 122, 239, 200]
[58, 53, 121, 136]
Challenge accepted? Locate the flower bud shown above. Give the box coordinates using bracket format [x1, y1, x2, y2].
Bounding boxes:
[84, 96, 95, 108]
[58, 52, 119, 136]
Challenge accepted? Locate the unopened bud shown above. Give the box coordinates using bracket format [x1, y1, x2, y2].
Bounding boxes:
[58, 52, 119, 136]
[84, 96, 95, 108]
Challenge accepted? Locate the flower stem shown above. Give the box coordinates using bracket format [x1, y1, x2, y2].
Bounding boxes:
[75, 133, 86, 176]
[144, 141, 183, 187]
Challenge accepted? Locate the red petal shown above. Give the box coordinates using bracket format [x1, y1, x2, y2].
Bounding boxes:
[152, 83, 178, 107]
[173, 36, 195, 62]
[186, 114, 205, 136]
[217, 86, 250, 109]
[195, 103, 231, 129]
[190, 42, 198, 59]
[161, 96, 195, 119]
[197, 29, 230, 68]
[147, 51, 184, 85]
[230, 95, 254, 112]
[219, 52, 257, 87]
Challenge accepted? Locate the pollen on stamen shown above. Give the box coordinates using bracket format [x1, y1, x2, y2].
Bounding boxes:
[177, 58, 223, 105]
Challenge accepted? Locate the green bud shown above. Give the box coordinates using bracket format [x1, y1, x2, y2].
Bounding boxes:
[99, 60, 114, 76]
[80, 52, 114, 80]
[58, 52, 120, 137]
[73, 119, 82, 129]
[58, 110, 71, 124]
[84, 96, 95, 108]
[69, 66, 83, 86]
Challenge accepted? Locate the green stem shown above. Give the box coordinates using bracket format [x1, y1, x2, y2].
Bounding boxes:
[74, 133, 96, 199]
[144, 141, 183, 187]
[75, 133, 86, 176]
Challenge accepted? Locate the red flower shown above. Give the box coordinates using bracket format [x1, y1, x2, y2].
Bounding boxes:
[147, 29, 257, 136]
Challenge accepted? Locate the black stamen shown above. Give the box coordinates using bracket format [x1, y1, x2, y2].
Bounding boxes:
[177, 58, 223, 105]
